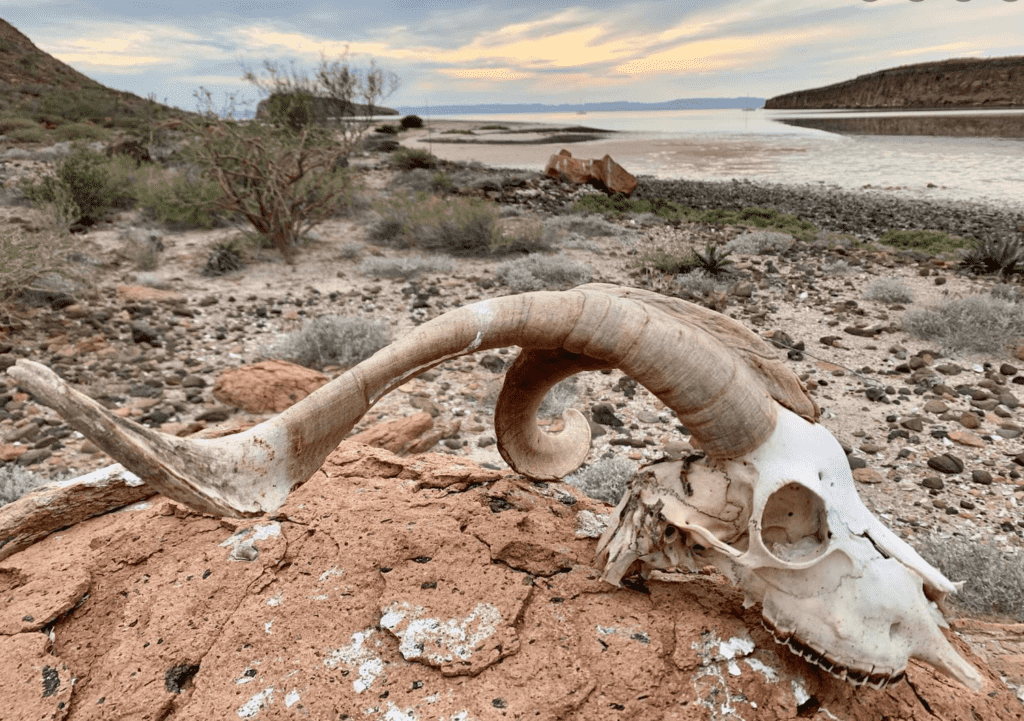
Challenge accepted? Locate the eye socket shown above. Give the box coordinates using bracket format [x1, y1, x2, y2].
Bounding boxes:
[760, 482, 829, 563]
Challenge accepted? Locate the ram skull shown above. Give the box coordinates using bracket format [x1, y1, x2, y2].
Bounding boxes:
[6, 283, 982, 691]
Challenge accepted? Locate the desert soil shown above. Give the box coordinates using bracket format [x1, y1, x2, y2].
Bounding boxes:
[1, 119, 1023, 595]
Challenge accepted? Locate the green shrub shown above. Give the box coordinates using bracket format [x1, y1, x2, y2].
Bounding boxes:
[202, 239, 245, 277]
[19, 145, 134, 224]
[400, 114, 424, 129]
[52, 122, 109, 142]
[495, 255, 592, 292]
[358, 255, 454, 280]
[6, 126, 46, 143]
[389, 147, 438, 170]
[572, 193, 692, 221]
[0, 115, 40, 134]
[903, 293, 1024, 353]
[915, 536, 1024, 621]
[369, 192, 550, 256]
[264, 315, 389, 370]
[565, 457, 636, 506]
[634, 250, 699, 276]
[133, 167, 224, 230]
[864, 277, 914, 304]
[375, 124, 399, 134]
[878, 229, 970, 256]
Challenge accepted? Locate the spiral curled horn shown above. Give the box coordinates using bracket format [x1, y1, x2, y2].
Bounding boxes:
[6, 283, 817, 517]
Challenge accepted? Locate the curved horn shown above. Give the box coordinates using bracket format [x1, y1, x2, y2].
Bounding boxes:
[7, 285, 806, 517]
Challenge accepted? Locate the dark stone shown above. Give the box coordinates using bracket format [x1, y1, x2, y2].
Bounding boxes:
[999, 363, 1018, 376]
[164, 663, 201, 694]
[591, 403, 624, 427]
[130, 322, 160, 344]
[181, 374, 207, 388]
[921, 476, 944, 490]
[927, 453, 964, 474]
[935, 363, 962, 376]
[129, 384, 161, 398]
[16, 448, 51, 465]
[478, 354, 506, 373]
[900, 416, 924, 432]
[865, 386, 887, 402]
[847, 455, 867, 470]
[196, 407, 232, 423]
[971, 470, 993, 485]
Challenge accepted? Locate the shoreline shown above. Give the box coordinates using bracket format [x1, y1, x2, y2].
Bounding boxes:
[413, 128, 1024, 247]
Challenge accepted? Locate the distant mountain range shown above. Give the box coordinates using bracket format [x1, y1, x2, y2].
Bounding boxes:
[395, 98, 764, 115]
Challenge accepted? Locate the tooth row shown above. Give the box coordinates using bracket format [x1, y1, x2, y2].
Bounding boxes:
[759, 619, 903, 690]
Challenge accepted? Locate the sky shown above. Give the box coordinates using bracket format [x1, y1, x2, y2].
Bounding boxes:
[1, 0, 1021, 113]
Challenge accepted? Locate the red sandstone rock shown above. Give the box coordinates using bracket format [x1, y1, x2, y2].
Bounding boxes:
[544, 149, 638, 196]
[0, 444, 1020, 720]
[212, 360, 329, 413]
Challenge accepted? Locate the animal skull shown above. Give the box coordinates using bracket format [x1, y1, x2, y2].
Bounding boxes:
[597, 407, 983, 691]
[5, 283, 982, 691]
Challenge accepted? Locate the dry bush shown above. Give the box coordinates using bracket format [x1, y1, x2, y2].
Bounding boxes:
[915, 535, 1024, 621]
[565, 457, 637, 506]
[903, 293, 1024, 353]
[262, 315, 388, 370]
[864, 277, 914, 304]
[358, 256, 454, 280]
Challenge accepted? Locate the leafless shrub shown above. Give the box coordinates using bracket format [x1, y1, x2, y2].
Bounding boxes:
[358, 255, 454, 280]
[565, 457, 637, 506]
[263, 315, 388, 370]
[864, 277, 914, 304]
[903, 293, 1024, 353]
[495, 255, 592, 293]
[915, 535, 1024, 621]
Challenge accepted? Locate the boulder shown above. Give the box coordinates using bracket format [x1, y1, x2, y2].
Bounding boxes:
[0, 443, 1020, 720]
[212, 360, 329, 414]
[544, 149, 638, 196]
[348, 412, 461, 455]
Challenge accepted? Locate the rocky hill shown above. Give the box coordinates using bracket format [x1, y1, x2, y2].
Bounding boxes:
[0, 18, 186, 130]
[765, 56, 1024, 110]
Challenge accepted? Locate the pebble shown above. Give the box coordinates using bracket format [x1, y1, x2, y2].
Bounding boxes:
[971, 470, 993, 485]
[591, 403, 624, 427]
[927, 453, 964, 474]
[922, 399, 948, 414]
[959, 411, 982, 429]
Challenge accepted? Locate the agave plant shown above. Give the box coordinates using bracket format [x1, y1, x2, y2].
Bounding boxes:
[690, 241, 735, 276]
[959, 235, 1024, 276]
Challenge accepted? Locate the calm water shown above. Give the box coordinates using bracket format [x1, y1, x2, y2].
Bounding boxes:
[423, 109, 1024, 211]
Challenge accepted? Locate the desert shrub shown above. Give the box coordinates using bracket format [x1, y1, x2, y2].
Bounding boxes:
[674, 269, 732, 296]
[572, 193, 692, 221]
[52, 122, 108, 142]
[133, 166, 224, 230]
[201, 239, 245, 277]
[358, 255, 454, 280]
[6, 126, 46, 143]
[537, 377, 579, 418]
[565, 456, 636, 506]
[0, 224, 80, 304]
[863, 277, 913, 304]
[635, 250, 698, 276]
[119, 226, 164, 271]
[389, 147, 438, 170]
[0, 115, 40, 134]
[725, 230, 794, 255]
[0, 466, 55, 506]
[495, 255, 592, 292]
[18, 144, 133, 225]
[336, 241, 364, 260]
[265, 315, 388, 370]
[902, 293, 1024, 353]
[959, 235, 1024, 276]
[543, 213, 624, 239]
[388, 167, 452, 195]
[988, 283, 1024, 303]
[878, 229, 970, 256]
[375, 124, 399, 134]
[821, 259, 852, 274]
[369, 192, 550, 256]
[915, 536, 1024, 621]
[400, 114, 424, 129]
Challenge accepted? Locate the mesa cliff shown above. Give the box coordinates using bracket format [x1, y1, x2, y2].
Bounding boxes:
[765, 56, 1024, 110]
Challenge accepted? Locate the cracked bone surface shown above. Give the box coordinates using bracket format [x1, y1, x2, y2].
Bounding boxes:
[6, 283, 982, 691]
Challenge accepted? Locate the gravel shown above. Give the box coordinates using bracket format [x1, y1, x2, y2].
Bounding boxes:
[632, 176, 1024, 246]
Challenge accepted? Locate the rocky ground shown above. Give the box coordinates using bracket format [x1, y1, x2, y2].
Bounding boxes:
[2, 128, 1024, 607]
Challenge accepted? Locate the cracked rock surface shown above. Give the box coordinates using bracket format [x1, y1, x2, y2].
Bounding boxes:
[1, 443, 1021, 720]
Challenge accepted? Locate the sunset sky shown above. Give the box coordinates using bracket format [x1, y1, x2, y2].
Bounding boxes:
[2, 0, 1020, 113]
